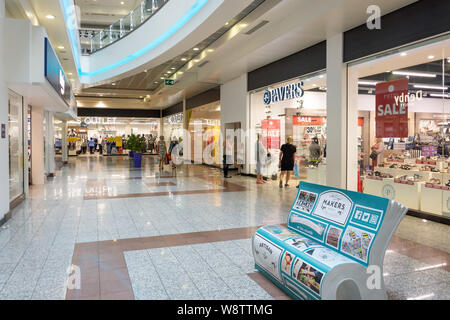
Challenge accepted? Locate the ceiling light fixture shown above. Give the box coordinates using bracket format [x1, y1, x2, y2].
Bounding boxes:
[400, 52, 407, 56]
[181, 58, 187, 61]
[392, 71, 436, 78]
[193, 47, 199, 51]
[58, 46, 65, 49]
[428, 55, 435, 59]
[171, 67, 175, 70]
[429, 93, 449, 98]
[413, 84, 448, 90]
[46, 14, 55, 19]
[358, 80, 379, 86]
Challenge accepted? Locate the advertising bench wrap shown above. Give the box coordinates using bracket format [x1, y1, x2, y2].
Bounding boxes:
[252, 182, 407, 300]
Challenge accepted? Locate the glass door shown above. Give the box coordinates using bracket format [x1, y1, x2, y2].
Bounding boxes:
[8, 90, 24, 202]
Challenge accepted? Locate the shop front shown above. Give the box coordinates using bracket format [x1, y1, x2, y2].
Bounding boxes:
[248, 72, 328, 183]
[163, 112, 183, 143]
[8, 89, 26, 206]
[348, 35, 450, 219]
[67, 117, 160, 155]
[186, 101, 221, 166]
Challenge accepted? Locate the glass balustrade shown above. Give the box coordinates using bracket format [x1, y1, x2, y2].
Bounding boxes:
[80, 0, 169, 55]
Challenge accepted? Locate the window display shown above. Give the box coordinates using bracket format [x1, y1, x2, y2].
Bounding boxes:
[249, 72, 327, 184]
[8, 90, 24, 202]
[351, 36, 450, 217]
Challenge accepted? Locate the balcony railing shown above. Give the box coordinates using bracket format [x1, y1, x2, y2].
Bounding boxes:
[79, 0, 168, 55]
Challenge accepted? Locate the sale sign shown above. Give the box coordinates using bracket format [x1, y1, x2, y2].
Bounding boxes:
[262, 119, 281, 149]
[376, 78, 409, 138]
[293, 116, 327, 126]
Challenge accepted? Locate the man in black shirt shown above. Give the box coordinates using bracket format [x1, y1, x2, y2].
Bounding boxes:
[279, 136, 296, 188]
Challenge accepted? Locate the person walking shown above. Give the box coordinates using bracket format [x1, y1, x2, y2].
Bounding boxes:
[255, 133, 267, 184]
[223, 135, 233, 178]
[309, 137, 322, 163]
[157, 136, 167, 171]
[81, 139, 88, 154]
[168, 136, 179, 169]
[237, 141, 245, 175]
[370, 138, 385, 170]
[88, 138, 95, 154]
[279, 136, 297, 188]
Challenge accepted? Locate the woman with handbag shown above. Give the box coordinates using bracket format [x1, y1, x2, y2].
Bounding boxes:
[279, 136, 297, 188]
[370, 138, 385, 171]
[157, 136, 167, 171]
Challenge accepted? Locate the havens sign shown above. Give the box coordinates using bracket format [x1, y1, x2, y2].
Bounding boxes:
[263, 82, 304, 105]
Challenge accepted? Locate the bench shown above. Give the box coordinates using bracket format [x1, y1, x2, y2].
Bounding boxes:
[252, 181, 407, 300]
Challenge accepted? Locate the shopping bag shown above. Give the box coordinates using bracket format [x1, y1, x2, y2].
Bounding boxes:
[293, 163, 300, 178]
[167, 153, 172, 162]
[165, 155, 170, 165]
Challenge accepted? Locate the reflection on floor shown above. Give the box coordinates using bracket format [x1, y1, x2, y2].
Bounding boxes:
[0, 156, 448, 300]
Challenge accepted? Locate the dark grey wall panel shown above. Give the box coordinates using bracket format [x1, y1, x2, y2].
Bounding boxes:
[186, 87, 220, 110]
[162, 103, 183, 117]
[77, 108, 161, 118]
[247, 41, 326, 91]
[344, 0, 450, 62]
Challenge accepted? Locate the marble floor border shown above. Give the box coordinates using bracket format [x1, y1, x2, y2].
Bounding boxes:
[83, 176, 246, 200]
[65, 223, 450, 300]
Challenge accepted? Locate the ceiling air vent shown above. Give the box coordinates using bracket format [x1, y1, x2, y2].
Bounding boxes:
[198, 60, 210, 68]
[244, 20, 269, 35]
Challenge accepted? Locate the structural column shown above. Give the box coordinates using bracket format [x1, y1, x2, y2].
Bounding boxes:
[62, 120, 68, 164]
[0, 0, 10, 219]
[326, 33, 347, 189]
[44, 111, 55, 177]
[31, 106, 45, 185]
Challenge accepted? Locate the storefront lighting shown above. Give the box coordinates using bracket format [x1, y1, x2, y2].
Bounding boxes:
[429, 93, 449, 98]
[392, 71, 436, 78]
[413, 84, 447, 90]
[358, 80, 379, 86]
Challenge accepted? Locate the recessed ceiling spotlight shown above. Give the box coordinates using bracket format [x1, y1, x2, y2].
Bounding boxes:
[240, 23, 248, 28]
[181, 58, 187, 61]
[193, 47, 199, 51]
[428, 55, 435, 60]
[154, 81, 158, 84]
[112, 83, 116, 86]
[57, 46, 64, 49]
[167, 71, 172, 74]
[160, 77, 165, 80]
[178, 71, 183, 75]
[400, 52, 407, 56]
[171, 67, 175, 70]
[120, 1, 124, 5]
[225, 22, 229, 26]
[207, 49, 214, 53]
[144, 69, 148, 73]
[46, 14, 55, 19]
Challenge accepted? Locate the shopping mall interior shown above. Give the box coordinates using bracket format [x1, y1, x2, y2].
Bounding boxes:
[0, 0, 449, 306]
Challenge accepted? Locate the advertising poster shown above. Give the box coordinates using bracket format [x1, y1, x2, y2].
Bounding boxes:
[292, 116, 326, 126]
[262, 225, 298, 240]
[289, 214, 328, 242]
[253, 234, 283, 281]
[284, 237, 317, 251]
[313, 190, 353, 226]
[325, 226, 342, 248]
[305, 247, 353, 269]
[292, 258, 324, 295]
[281, 251, 294, 275]
[341, 226, 375, 263]
[293, 191, 318, 214]
[376, 78, 409, 138]
[261, 119, 281, 149]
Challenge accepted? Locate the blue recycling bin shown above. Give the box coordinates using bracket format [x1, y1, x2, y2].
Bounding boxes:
[133, 152, 142, 168]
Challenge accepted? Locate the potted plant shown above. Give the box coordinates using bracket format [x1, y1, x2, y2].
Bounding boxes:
[129, 134, 146, 168]
[127, 134, 137, 158]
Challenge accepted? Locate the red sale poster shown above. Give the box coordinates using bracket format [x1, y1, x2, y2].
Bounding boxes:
[375, 78, 409, 138]
[261, 119, 281, 149]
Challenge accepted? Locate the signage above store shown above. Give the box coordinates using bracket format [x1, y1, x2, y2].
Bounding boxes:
[81, 117, 117, 125]
[263, 82, 304, 105]
[293, 116, 327, 126]
[376, 78, 409, 138]
[44, 38, 73, 107]
[168, 113, 183, 124]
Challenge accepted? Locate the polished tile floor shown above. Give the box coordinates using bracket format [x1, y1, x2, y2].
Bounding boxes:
[0, 156, 449, 300]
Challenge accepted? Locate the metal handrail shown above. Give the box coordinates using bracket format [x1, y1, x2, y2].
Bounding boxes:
[79, 0, 169, 55]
